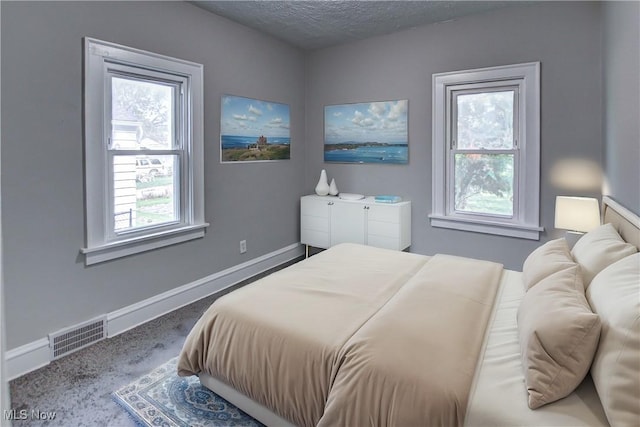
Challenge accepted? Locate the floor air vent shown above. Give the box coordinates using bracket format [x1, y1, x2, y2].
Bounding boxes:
[49, 316, 107, 360]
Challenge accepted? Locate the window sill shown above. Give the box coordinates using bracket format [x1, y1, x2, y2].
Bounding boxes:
[429, 214, 542, 240]
[81, 223, 209, 265]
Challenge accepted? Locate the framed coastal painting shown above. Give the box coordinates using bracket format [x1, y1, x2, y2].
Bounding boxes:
[220, 95, 291, 162]
[324, 100, 408, 164]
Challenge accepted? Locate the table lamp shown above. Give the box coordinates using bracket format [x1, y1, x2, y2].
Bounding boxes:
[555, 196, 601, 245]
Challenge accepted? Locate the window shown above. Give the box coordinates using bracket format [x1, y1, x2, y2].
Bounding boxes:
[82, 38, 207, 265]
[430, 63, 542, 239]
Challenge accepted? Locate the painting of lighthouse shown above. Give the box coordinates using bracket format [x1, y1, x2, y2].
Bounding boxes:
[221, 95, 291, 162]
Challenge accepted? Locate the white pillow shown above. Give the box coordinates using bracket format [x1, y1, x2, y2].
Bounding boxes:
[587, 253, 640, 427]
[571, 223, 637, 286]
[522, 238, 575, 291]
[517, 265, 600, 409]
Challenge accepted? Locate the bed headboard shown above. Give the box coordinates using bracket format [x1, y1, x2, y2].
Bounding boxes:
[602, 196, 640, 249]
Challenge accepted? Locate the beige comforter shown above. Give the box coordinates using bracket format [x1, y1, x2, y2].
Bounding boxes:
[178, 244, 502, 427]
[317, 254, 502, 427]
[178, 243, 430, 426]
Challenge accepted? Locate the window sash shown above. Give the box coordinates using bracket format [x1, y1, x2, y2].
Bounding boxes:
[448, 151, 518, 220]
[446, 84, 521, 222]
[104, 66, 190, 241]
[450, 85, 519, 151]
[106, 66, 184, 150]
[109, 153, 183, 236]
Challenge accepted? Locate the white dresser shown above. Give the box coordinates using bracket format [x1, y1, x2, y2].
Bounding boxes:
[300, 195, 411, 253]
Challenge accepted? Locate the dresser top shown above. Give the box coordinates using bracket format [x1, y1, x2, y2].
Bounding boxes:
[302, 194, 410, 206]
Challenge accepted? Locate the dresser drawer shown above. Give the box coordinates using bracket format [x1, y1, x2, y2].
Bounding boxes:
[367, 235, 401, 251]
[301, 214, 329, 233]
[368, 220, 399, 238]
[301, 197, 331, 218]
[301, 229, 330, 248]
[368, 204, 400, 223]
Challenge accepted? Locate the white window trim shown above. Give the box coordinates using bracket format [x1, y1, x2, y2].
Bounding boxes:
[81, 38, 208, 265]
[430, 62, 542, 240]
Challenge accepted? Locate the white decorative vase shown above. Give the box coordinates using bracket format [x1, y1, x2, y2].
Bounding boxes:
[315, 169, 330, 196]
[329, 178, 339, 196]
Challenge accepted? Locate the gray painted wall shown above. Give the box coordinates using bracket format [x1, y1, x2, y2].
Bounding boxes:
[603, 1, 640, 214]
[1, 1, 306, 348]
[305, 2, 604, 269]
[0, 0, 10, 409]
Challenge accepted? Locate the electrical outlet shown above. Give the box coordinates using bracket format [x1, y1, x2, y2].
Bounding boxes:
[240, 240, 247, 254]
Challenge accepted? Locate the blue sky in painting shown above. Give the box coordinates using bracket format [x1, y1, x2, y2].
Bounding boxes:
[221, 95, 290, 138]
[324, 100, 408, 144]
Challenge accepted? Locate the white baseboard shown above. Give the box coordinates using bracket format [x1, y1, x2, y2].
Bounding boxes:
[6, 243, 304, 381]
[6, 338, 50, 381]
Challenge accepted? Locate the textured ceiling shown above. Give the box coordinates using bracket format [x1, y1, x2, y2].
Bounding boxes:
[192, 1, 518, 50]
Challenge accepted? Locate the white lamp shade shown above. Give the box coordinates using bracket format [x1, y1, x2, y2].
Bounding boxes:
[555, 196, 601, 233]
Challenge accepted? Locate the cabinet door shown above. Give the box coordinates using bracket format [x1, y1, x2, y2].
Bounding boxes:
[301, 197, 331, 248]
[367, 204, 402, 250]
[330, 202, 366, 246]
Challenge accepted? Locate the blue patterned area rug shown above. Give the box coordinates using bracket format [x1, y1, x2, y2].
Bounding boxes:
[113, 357, 263, 427]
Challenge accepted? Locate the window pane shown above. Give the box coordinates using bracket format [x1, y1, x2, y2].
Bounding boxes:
[456, 91, 514, 149]
[454, 153, 514, 216]
[113, 155, 178, 231]
[111, 77, 174, 150]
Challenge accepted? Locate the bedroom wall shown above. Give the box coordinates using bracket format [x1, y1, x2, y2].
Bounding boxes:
[304, 2, 603, 270]
[0, 1, 306, 349]
[0, 6, 10, 407]
[603, 1, 640, 214]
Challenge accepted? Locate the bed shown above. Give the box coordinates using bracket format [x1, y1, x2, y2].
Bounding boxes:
[178, 196, 639, 427]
